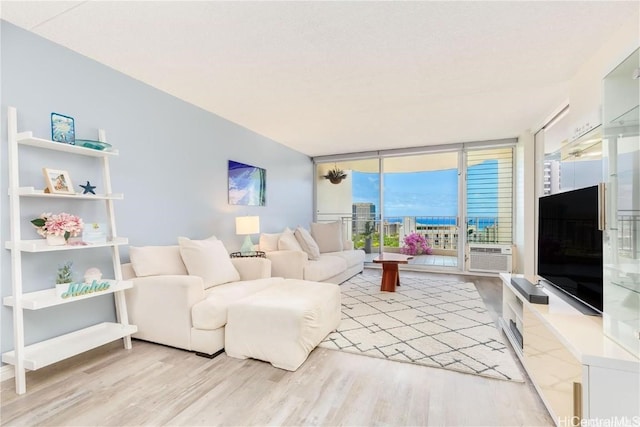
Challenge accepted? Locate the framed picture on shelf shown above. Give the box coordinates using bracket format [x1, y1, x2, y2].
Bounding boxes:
[42, 168, 75, 195]
[51, 112, 75, 144]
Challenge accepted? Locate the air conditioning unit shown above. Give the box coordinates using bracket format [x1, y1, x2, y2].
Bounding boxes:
[467, 244, 514, 273]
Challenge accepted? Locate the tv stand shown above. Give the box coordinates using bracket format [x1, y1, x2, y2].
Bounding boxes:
[537, 278, 600, 316]
[500, 274, 639, 426]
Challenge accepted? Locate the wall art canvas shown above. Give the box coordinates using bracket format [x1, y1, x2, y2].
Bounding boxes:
[228, 160, 266, 206]
[51, 112, 75, 144]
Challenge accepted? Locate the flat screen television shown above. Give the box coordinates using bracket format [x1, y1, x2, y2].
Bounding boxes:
[537, 185, 603, 314]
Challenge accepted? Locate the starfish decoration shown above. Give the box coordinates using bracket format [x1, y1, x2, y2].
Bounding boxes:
[79, 181, 96, 195]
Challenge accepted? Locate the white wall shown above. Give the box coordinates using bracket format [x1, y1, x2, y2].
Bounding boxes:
[0, 22, 313, 354]
[515, 131, 535, 277]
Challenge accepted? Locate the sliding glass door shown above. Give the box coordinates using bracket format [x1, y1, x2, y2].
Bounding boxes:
[314, 142, 515, 273]
[382, 152, 461, 269]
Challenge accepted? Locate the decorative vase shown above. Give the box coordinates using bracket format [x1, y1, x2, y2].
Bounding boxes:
[46, 234, 66, 246]
[84, 268, 102, 284]
[364, 237, 372, 254]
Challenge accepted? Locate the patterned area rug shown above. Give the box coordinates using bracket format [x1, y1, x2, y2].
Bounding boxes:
[319, 272, 524, 382]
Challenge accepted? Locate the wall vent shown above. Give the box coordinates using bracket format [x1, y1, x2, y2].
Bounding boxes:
[467, 244, 514, 273]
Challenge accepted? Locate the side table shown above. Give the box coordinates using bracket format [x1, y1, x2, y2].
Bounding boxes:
[229, 251, 267, 259]
[372, 253, 414, 292]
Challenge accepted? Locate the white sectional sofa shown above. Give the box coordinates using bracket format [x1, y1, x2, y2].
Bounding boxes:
[122, 236, 342, 369]
[122, 242, 279, 356]
[257, 222, 365, 284]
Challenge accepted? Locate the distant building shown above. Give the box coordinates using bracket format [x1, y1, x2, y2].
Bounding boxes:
[352, 203, 375, 234]
[383, 221, 401, 235]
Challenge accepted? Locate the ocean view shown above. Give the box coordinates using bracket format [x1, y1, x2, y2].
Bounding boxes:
[351, 160, 499, 226]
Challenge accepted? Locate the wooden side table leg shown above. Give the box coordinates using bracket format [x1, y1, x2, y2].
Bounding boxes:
[381, 263, 399, 292]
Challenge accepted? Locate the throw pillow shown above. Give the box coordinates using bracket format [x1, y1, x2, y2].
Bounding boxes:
[310, 221, 343, 253]
[259, 232, 280, 252]
[129, 245, 188, 277]
[278, 227, 304, 252]
[178, 237, 240, 288]
[294, 226, 321, 260]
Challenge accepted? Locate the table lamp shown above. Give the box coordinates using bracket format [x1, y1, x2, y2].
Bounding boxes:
[235, 216, 260, 254]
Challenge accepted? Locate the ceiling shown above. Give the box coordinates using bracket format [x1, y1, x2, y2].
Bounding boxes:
[2, 1, 638, 157]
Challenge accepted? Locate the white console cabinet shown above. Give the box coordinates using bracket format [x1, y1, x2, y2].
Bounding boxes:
[500, 274, 639, 426]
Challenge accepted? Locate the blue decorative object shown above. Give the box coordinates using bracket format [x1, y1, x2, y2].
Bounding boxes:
[228, 160, 266, 206]
[51, 113, 75, 144]
[75, 139, 112, 151]
[57, 280, 111, 299]
[79, 181, 96, 195]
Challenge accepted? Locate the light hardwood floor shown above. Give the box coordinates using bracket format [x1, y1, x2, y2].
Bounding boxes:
[1, 270, 554, 426]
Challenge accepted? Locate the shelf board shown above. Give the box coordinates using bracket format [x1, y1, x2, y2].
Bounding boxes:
[1, 322, 137, 371]
[500, 318, 524, 359]
[5, 237, 128, 252]
[12, 187, 123, 200]
[3, 280, 132, 310]
[609, 105, 639, 126]
[17, 133, 119, 157]
[506, 300, 524, 323]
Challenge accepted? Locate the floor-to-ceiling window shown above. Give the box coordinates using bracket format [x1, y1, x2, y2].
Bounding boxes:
[316, 159, 380, 253]
[466, 147, 514, 245]
[382, 152, 460, 268]
[314, 140, 515, 273]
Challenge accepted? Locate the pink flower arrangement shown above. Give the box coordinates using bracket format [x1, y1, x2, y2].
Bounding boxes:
[400, 232, 433, 256]
[31, 212, 84, 240]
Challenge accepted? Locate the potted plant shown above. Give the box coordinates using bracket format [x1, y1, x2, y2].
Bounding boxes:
[31, 212, 84, 246]
[56, 261, 74, 285]
[363, 221, 374, 253]
[323, 166, 347, 184]
[400, 232, 433, 256]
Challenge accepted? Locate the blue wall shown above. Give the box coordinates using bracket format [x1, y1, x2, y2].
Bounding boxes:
[0, 22, 313, 354]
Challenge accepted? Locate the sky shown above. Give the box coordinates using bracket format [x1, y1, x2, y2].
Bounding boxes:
[352, 160, 499, 219]
[352, 169, 458, 218]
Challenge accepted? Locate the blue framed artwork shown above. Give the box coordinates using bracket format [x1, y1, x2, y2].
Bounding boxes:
[51, 112, 75, 144]
[228, 160, 266, 206]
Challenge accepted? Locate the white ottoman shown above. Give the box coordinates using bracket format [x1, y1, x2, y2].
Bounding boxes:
[224, 279, 341, 371]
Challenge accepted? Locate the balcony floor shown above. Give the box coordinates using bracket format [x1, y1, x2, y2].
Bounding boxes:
[364, 253, 458, 267]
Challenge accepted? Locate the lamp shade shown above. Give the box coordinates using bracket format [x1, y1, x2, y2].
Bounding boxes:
[235, 216, 260, 235]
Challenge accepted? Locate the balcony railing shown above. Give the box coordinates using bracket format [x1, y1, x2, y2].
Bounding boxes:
[317, 212, 639, 259]
[316, 213, 505, 252]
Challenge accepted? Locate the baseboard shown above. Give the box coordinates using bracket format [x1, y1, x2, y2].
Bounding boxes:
[1, 365, 15, 382]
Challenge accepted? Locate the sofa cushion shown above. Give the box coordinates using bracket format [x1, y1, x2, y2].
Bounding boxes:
[178, 237, 240, 289]
[303, 254, 347, 282]
[295, 227, 321, 260]
[129, 245, 188, 277]
[259, 233, 280, 252]
[324, 249, 366, 268]
[191, 277, 283, 330]
[310, 221, 343, 254]
[278, 227, 304, 253]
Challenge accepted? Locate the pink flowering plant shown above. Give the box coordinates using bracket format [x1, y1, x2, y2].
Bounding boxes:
[400, 232, 433, 256]
[31, 212, 84, 240]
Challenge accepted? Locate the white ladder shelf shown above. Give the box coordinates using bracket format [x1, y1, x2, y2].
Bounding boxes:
[3, 106, 136, 394]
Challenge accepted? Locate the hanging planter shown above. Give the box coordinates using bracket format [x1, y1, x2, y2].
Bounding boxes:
[323, 166, 347, 184]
